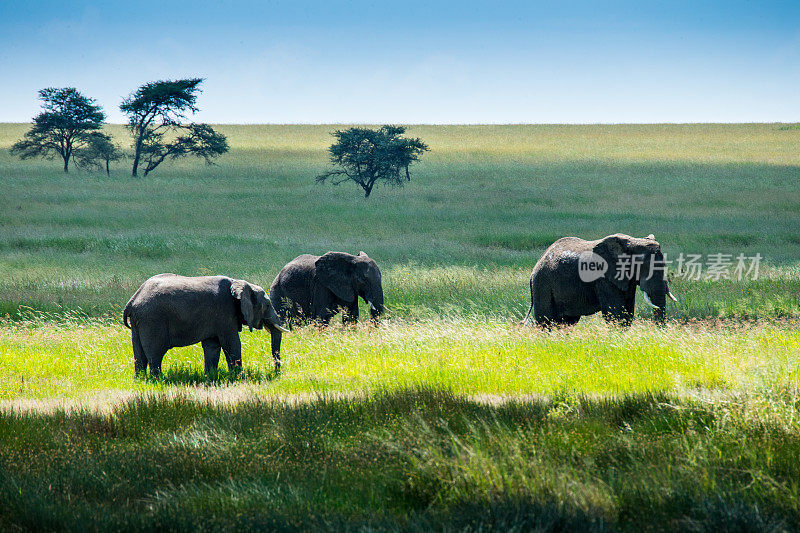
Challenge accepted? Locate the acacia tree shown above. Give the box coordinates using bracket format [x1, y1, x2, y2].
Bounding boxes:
[11, 87, 105, 172]
[74, 132, 124, 175]
[120, 78, 228, 177]
[316, 125, 429, 198]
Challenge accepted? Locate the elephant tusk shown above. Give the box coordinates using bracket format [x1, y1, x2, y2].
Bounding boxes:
[641, 292, 660, 309]
[668, 291, 678, 302]
[274, 323, 290, 333]
[368, 301, 377, 311]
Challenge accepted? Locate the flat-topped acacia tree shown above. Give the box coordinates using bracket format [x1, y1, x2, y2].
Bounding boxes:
[316, 125, 429, 198]
[11, 87, 105, 173]
[120, 78, 228, 177]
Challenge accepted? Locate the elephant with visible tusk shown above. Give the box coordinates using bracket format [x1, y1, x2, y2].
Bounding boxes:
[521, 233, 677, 328]
[123, 274, 289, 376]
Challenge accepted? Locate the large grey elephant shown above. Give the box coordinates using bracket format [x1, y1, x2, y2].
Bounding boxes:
[269, 251, 384, 361]
[521, 234, 677, 327]
[270, 251, 385, 324]
[123, 274, 288, 376]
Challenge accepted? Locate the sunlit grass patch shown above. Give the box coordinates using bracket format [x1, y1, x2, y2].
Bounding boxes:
[157, 364, 278, 386]
[2, 319, 798, 403]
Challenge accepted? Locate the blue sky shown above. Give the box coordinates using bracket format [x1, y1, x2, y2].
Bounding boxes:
[1, 1, 798, 123]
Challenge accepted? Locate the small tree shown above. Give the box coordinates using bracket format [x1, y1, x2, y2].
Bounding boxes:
[11, 87, 105, 172]
[74, 132, 124, 175]
[120, 78, 228, 177]
[136, 123, 229, 177]
[316, 125, 429, 198]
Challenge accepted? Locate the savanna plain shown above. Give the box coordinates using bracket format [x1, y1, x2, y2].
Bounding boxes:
[1, 123, 800, 531]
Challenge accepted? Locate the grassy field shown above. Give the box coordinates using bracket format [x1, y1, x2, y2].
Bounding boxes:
[1, 123, 799, 530]
[1, 123, 799, 320]
[5, 387, 800, 530]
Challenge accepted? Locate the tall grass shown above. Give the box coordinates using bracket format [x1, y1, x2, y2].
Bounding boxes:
[1, 124, 799, 320]
[2, 319, 798, 401]
[2, 387, 800, 530]
[2, 123, 799, 529]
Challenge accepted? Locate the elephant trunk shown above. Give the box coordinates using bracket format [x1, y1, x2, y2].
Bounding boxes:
[365, 289, 385, 321]
[640, 253, 668, 324]
[642, 289, 666, 324]
[265, 303, 289, 333]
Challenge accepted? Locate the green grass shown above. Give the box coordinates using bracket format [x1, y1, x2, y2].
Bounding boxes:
[1, 123, 799, 320]
[3, 387, 800, 530]
[0, 320, 800, 400]
[2, 319, 799, 401]
[1, 123, 800, 530]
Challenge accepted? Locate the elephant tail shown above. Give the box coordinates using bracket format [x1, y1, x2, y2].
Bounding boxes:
[122, 301, 132, 329]
[123, 282, 147, 329]
[520, 302, 533, 326]
[520, 276, 534, 326]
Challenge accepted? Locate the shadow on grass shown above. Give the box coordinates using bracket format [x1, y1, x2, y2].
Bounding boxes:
[144, 364, 279, 386]
[1, 387, 798, 531]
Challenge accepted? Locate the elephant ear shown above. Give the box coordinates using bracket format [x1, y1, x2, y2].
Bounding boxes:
[315, 252, 356, 302]
[594, 235, 634, 292]
[230, 279, 255, 330]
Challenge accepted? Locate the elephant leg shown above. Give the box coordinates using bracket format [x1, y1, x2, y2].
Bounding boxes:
[270, 328, 282, 373]
[148, 352, 168, 378]
[271, 291, 285, 321]
[342, 301, 359, 325]
[131, 328, 148, 376]
[621, 291, 636, 327]
[280, 303, 298, 328]
[313, 306, 335, 327]
[221, 333, 242, 373]
[557, 315, 581, 327]
[312, 288, 336, 326]
[277, 294, 303, 329]
[533, 288, 556, 329]
[139, 330, 170, 377]
[140, 339, 168, 378]
[597, 281, 628, 325]
[202, 338, 222, 373]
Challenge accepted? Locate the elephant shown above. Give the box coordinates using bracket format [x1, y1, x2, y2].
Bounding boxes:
[521, 233, 677, 327]
[270, 251, 385, 325]
[269, 252, 384, 355]
[123, 273, 288, 376]
[269, 251, 385, 360]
